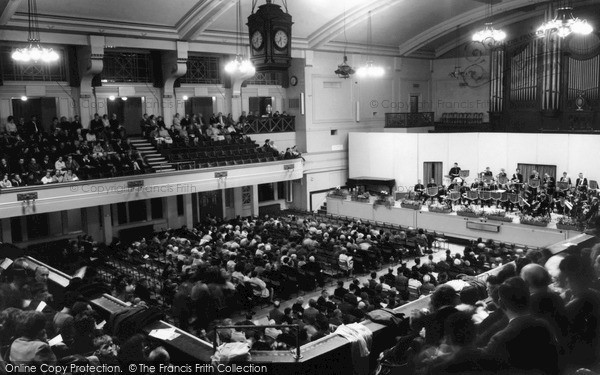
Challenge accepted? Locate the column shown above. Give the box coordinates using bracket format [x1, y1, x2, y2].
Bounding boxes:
[252, 185, 259, 217]
[183, 194, 194, 228]
[162, 41, 189, 124]
[77, 35, 105, 127]
[101, 205, 113, 244]
[1, 219, 12, 244]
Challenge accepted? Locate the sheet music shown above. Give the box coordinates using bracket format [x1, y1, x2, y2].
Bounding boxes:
[48, 334, 63, 346]
[0, 258, 13, 270]
[36, 301, 47, 312]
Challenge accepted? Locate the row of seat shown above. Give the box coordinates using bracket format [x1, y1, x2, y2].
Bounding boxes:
[439, 112, 484, 125]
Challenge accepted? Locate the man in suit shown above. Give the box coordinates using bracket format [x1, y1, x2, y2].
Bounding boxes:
[449, 162, 461, 179]
[481, 277, 559, 374]
[25, 115, 41, 135]
[559, 171, 572, 185]
[576, 172, 588, 192]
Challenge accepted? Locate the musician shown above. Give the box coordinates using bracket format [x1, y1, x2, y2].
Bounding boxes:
[530, 170, 540, 180]
[512, 168, 524, 184]
[414, 179, 425, 198]
[424, 178, 437, 204]
[497, 168, 507, 180]
[559, 172, 572, 185]
[482, 167, 493, 178]
[449, 163, 461, 179]
[543, 173, 556, 195]
[554, 195, 571, 216]
[586, 197, 599, 224]
[470, 178, 481, 190]
[576, 172, 588, 192]
[534, 192, 551, 216]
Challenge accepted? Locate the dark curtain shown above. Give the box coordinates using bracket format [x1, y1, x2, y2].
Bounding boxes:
[518, 163, 557, 182]
[423, 162, 443, 185]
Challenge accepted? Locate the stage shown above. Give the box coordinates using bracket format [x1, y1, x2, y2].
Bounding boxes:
[326, 197, 583, 248]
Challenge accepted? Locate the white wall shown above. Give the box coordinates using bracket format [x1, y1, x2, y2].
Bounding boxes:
[431, 57, 491, 122]
[349, 132, 600, 189]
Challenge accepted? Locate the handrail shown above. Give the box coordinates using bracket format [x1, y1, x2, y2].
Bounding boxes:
[385, 112, 434, 128]
[213, 324, 302, 360]
[245, 116, 295, 134]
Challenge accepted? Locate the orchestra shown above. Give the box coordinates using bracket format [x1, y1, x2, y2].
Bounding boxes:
[410, 166, 600, 229]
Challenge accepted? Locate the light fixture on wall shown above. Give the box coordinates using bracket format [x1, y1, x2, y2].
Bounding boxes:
[109, 96, 115, 101]
[121, 97, 128, 101]
[356, 11, 384, 78]
[536, 0, 593, 38]
[472, 0, 506, 46]
[449, 26, 465, 79]
[224, 0, 256, 78]
[11, 0, 59, 63]
[21, 96, 28, 101]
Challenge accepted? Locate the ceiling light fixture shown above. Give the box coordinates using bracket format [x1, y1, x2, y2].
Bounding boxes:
[11, 0, 59, 63]
[472, 0, 506, 46]
[356, 11, 384, 78]
[225, 0, 255, 78]
[537, 1, 593, 38]
[334, 4, 355, 79]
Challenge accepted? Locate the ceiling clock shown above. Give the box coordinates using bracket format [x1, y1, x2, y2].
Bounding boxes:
[247, 0, 293, 72]
[274, 30, 289, 49]
[251, 30, 264, 50]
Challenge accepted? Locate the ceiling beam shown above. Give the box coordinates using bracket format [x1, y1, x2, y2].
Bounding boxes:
[0, 0, 22, 26]
[177, 0, 237, 41]
[307, 0, 398, 50]
[398, 0, 551, 56]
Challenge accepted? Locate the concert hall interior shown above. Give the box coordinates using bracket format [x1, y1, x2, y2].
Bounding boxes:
[1, 0, 600, 374]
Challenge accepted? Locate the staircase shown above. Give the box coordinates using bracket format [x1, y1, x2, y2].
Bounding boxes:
[317, 201, 327, 215]
[128, 137, 175, 173]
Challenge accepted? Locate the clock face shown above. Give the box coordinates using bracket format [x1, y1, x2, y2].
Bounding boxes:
[290, 76, 298, 86]
[274, 30, 289, 49]
[251, 31, 263, 50]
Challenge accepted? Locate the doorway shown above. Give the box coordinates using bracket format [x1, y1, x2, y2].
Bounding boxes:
[409, 94, 420, 113]
[12, 98, 57, 132]
[197, 190, 223, 220]
[249, 96, 273, 117]
[423, 162, 443, 185]
[106, 97, 143, 135]
[184, 97, 214, 124]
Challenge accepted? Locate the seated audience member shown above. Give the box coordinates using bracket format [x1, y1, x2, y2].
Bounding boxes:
[9, 310, 57, 365]
[480, 277, 559, 374]
[557, 254, 600, 368]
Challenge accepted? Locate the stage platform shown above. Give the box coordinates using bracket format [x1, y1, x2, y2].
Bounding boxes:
[327, 197, 583, 248]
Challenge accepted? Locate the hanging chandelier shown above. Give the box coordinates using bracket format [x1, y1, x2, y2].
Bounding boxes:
[225, 0, 255, 78]
[356, 61, 384, 78]
[472, 0, 506, 46]
[356, 11, 384, 78]
[536, 4, 593, 38]
[472, 23, 507, 44]
[335, 56, 355, 79]
[12, 0, 59, 63]
[334, 5, 355, 79]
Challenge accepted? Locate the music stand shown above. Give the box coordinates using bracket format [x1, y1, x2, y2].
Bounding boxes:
[529, 179, 540, 189]
[590, 180, 599, 190]
[556, 181, 569, 191]
[459, 170, 469, 178]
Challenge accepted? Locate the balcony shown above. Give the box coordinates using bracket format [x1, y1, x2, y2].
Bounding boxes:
[0, 159, 303, 217]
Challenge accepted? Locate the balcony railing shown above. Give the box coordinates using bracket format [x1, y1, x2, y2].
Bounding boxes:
[384, 112, 434, 128]
[245, 116, 295, 134]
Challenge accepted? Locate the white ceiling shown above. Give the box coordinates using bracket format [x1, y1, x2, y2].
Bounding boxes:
[1, 0, 599, 57]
